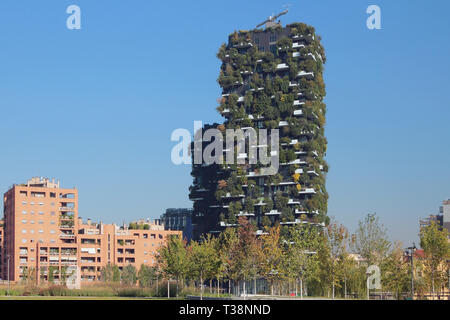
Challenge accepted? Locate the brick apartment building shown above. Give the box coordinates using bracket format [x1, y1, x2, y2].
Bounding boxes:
[0, 177, 181, 285]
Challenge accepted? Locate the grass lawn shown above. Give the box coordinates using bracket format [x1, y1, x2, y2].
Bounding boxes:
[0, 295, 172, 300]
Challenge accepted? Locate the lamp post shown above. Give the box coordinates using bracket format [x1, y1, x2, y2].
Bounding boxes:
[407, 243, 416, 299]
[6, 254, 11, 296]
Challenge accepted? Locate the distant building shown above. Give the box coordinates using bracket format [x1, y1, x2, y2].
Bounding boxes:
[161, 208, 193, 242]
[439, 200, 450, 234]
[420, 199, 450, 238]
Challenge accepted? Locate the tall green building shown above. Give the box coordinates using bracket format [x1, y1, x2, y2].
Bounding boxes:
[190, 19, 329, 240]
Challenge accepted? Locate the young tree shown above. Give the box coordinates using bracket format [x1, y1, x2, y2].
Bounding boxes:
[188, 235, 218, 300]
[122, 264, 137, 286]
[420, 221, 450, 296]
[217, 227, 239, 295]
[156, 235, 189, 297]
[382, 242, 410, 299]
[321, 220, 350, 299]
[283, 224, 321, 298]
[352, 213, 391, 266]
[228, 217, 263, 297]
[260, 225, 283, 296]
[138, 264, 156, 288]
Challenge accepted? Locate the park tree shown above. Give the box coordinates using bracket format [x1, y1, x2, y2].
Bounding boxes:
[138, 264, 157, 288]
[232, 217, 263, 297]
[188, 235, 219, 300]
[122, 264, 137, 286]
[321, 220, 350, 299]
[282, 224, 321, 298]
[260, 225, 283, 296]
[420, 221, 450, 296]
[381, 242, 410, 299]
[352, 213, 391, 266]
[156, 235, 189, 297]
[216, 228, 239, 295]
[101, 263, 120, 282]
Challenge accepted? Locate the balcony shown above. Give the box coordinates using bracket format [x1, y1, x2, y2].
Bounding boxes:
[237, 212, 255, 217]
[295, 209, 319, 215]
[264, 210, 281, 216]
[293, 110, 303, 116]
[292, 42, 305, 49]
[297, 71, 314, 78]
[219, 221, 238, 227]
[276, 63, 289, 70]
[293, 100, 305, 106]
[298, 188, 316, 194]
[59, 207, 75, 212]
[59, 233, 75, 239]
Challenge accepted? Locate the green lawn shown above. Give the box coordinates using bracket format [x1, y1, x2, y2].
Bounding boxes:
[0, 295, 171, 300]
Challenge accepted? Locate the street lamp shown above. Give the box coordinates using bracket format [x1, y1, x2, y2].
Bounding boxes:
[6, 254, 11, 296]
[407, 243, 416, 299]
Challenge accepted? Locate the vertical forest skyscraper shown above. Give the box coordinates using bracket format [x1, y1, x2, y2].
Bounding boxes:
[190, 19, 329, 240]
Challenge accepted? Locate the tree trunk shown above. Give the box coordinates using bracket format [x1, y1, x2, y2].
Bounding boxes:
[200, 272, 203, 301]
[254, 277, 256, 295]
[243, 279, 246, 300]
[167, 279, 170, 299]
[300, 278, 303, 300]
[228, 279, 231, 295]
[295, 279, 298, 297]
[332, 275, 335, 300]
[217, 278, 220, 296]
[210, 279, 212, 294]
[344, 277, 347, 299]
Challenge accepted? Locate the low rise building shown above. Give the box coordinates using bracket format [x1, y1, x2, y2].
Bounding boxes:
[0, 177, 181, 285]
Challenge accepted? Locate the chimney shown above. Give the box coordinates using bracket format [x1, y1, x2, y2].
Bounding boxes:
[87, 219, 91, 226]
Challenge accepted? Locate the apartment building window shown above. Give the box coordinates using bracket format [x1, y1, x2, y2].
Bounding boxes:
[20, 191, 27, 196]
[50, 239, 55, 243]
[39, 202, 44, 206]
[50, 230, 55, 234]
[31, 192, 45, 198]
[38, 220, 44, 224]
[22, 201, 27, 205]
[50, 202, 54, 206]
[30, 211, 35, 215]
[38, 211, 44, 215]
[38, 230, 44, 233]
[50, 220, 55, 225]
[50, 211, 55, 216]
[22, 219, 27, 224]
[22, 229, 27, 234]
[50, 193, 56, 198]
[30, 220, 35, 224]
[21, 239, 26, 243]
[269, 34, 277, 42]
[30, 202, 34, 205]
[30, 230, 34, 234]
[22, 210, 27, 214]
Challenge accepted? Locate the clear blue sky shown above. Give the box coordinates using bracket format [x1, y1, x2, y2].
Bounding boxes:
[0, 0, 449, 245]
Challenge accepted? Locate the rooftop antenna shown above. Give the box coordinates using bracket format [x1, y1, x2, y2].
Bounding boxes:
[256, 8, 289, 29]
